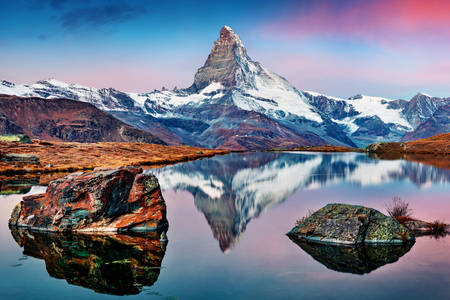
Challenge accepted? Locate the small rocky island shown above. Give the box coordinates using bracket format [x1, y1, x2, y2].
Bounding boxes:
[287, 203, 415, 245]
[9, 166, 168, 232]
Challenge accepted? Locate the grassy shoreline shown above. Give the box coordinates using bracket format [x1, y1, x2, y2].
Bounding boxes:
[0, 133, 448, 177]
[0, 140, 229, 176]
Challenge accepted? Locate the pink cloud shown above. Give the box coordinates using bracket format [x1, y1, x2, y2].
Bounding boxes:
[266, 0, 450, 44]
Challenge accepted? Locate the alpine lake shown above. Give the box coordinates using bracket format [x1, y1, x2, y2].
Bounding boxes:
[0, 151, 449, 300]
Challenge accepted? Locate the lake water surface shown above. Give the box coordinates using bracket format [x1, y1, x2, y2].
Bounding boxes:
[1, 152, 449, 299]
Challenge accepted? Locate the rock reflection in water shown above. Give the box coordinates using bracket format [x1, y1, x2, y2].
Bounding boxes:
[289, 237, 414, 274]
[10, 228, 167, 295]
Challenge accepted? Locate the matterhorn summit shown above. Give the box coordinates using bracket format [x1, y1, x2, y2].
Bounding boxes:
[193, 26, 246, 90]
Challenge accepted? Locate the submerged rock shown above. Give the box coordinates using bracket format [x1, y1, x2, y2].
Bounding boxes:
[10, 228, 166, 295]
[287, 203, 414, 245]
[9, 166, 168, 232]
[290, 238, 414, 274]
[2, 153, 40, 164]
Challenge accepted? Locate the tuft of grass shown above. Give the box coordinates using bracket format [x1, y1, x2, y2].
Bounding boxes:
[386, 197, 413, 218]
[296, 209, 314, 226]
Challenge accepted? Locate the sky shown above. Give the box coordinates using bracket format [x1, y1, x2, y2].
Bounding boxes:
[0, 0, 449, 99]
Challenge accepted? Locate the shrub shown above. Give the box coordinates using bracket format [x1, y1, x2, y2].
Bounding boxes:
[386, 197, 412, 218]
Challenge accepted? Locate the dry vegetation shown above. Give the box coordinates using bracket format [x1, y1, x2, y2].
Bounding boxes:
[386, 196, 413, 219]
[296, 209, 315, 226]
[404, 133, 450, 154]
[386, 197, 448, 235]
[0, 140, 229, 175]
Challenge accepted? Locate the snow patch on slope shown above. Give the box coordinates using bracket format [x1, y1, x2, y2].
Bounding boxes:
[347, 95, 411, 127]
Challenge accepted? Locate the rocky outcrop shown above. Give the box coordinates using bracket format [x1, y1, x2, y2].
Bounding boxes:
[287, 204, 414, 245]
[290, 239, 414, 274]
[192, 26, 242, 90]
[10, 228, 166, 295]
[9, 166, 168, 232]
[365, 142, 406, 154]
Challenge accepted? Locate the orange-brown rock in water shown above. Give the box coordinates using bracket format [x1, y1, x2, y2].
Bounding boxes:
[9, 166, 168, 232]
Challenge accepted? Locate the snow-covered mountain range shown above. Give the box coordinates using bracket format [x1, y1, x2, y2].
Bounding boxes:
[1, 26, 448, 149]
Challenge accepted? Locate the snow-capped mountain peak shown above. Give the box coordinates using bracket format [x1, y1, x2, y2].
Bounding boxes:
[416, 92, 432, 98]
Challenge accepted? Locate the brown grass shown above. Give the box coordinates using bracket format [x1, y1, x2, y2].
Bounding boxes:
[395, 215, 415, 226]
[0, 140, 229, 175]
[404, 133, 450, 154]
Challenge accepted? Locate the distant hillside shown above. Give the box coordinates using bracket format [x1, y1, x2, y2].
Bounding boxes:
[403, 133, 450, 154]
[0, 94, 165, 144]
[367, 133, 450, 154]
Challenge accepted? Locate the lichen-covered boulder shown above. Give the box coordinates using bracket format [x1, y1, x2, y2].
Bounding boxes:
[9, 166, 168, 232]
[287, 203, 414, 245]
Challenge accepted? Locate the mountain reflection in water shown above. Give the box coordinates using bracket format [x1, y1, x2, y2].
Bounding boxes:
[10, 229, 166, 295]
[150, 152, 450, 251]
[288, 237, 415, 274]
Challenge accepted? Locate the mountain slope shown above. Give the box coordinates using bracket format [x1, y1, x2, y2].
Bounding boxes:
[0, 94, 165, 144]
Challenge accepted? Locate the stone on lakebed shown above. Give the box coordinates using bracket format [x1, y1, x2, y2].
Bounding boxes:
[287, 203, 414, 245]
[9, 166, 168, 233]
[2, 153, 40, 164]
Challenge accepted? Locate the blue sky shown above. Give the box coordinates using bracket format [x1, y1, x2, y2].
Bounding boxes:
[1, 0, 449, 99]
